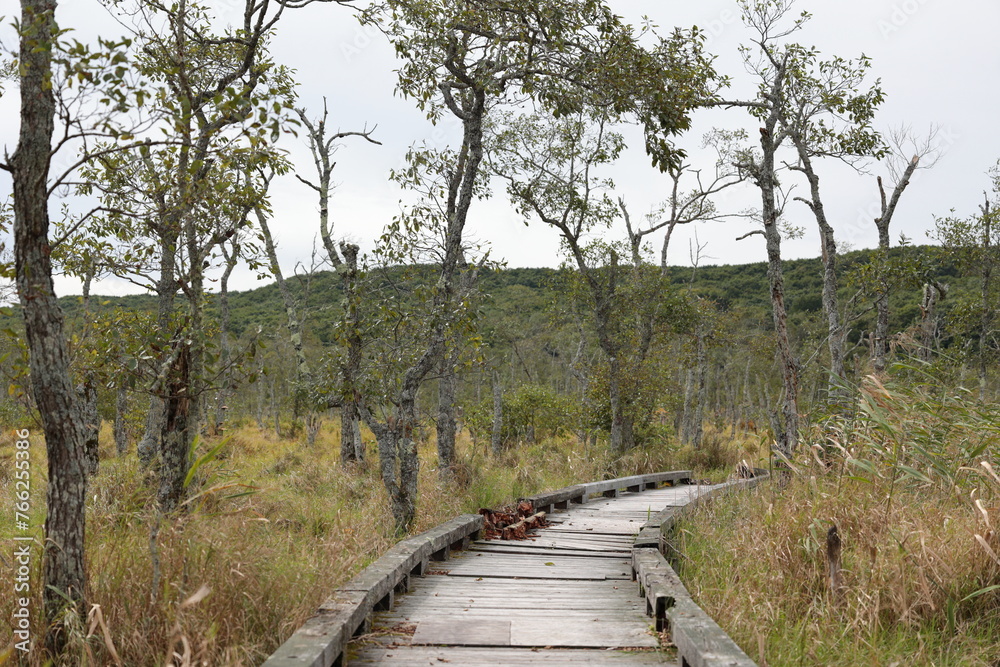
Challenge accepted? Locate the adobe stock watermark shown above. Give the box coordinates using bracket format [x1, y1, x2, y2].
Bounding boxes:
[877, 0, 933, 39]
[339, 23, 382, 64]
[699, 8, 740, 49]
[11, 428, 33, 654]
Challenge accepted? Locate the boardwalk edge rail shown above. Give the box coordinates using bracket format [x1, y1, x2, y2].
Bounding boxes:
[263, 469, 764, 666]
[631, 472, 769, 667]
[262, 513, 484, 667]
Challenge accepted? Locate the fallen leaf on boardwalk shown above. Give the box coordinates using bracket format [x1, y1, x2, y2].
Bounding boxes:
[388, 623, 417, 636]
[544, 562, 555, 566]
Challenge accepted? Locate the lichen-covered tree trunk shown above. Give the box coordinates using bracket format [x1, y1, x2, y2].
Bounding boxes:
[159, 203, 208, 512]
[760, 116, 799, 455]
[10, 0, 89, 651]
[157, 342, 191, 512]
[792, 140, 846, 405]
[437, 355, 458, 475]
[258, 208, 311, 413]
[157, 204, 208, 513]
[339, 242, 364, 464]
[78, 380, 100, 476]
[138, 228, 177, 467]
[360, 383, 423, 533]
[340, 402, 364, 463]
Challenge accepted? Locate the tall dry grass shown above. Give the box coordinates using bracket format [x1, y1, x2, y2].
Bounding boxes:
[677, 374, 1000, 665]
[0, 416, 709, 665]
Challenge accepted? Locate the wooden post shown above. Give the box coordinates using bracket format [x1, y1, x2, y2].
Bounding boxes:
[827, 524, 842, 598]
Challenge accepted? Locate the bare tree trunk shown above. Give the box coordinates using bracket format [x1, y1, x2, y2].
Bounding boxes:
[979, 198, 993, 400]
[258, 208, 311, 413]
[115, 383, 129, 456]
[271, 379, 281, 438]
[79, 265, 100, 476]
[306, 413, 321, 446]
[692, 331, 707, 448]
[872, 157, 919, 374]
[295, 101, 381, 269]
[214, 238, 238, 434]
[872, 155, 920, 375]
[608, 355, 629, 453]
[792, 140, 846, 405]
[9, 1, 89, 652]
[873, 283, 890, 373]
[491, 371, 503, 455]
[680, 366, 694, 446]
[254, 365, 266, 429]
[919, 283, 946, 362]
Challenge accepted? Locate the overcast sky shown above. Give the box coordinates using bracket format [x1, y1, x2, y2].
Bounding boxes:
[2, 0, 999, 296]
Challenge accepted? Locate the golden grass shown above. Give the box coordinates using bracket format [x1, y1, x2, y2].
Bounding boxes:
[676, 460, 1000, 665]
[0, 417, 717, 666]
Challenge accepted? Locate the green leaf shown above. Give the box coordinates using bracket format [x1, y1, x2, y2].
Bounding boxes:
[961, 585, 1000, 603]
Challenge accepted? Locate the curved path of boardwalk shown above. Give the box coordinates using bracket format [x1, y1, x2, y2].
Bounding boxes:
[345, 483, 717, 666]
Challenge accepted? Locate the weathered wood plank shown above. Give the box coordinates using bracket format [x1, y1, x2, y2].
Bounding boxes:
[470, 544, 629, 558]
[411, 618, 511, 646]
[349, 645, 676, 665]
[510, 619, 659, 648]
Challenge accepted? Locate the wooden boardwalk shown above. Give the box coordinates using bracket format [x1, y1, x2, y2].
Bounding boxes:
[346, 484, 715, 665]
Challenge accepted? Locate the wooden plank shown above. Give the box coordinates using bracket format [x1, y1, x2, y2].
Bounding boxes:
[470, 544, 628, 558]
[382, 610, 649, 623]
[443, 570, 608, 581]
[350, 645, 676, 665]
[510, 619, 660, 648]
[404, 578, 630, 591]
[411, 618, 510, 646]
[444, 554, 631, 566]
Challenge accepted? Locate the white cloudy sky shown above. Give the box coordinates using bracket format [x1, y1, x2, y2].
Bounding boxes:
[2, 0, 998, 296]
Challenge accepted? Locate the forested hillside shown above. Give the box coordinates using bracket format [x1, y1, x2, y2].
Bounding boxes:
[9, 243, 978, 437]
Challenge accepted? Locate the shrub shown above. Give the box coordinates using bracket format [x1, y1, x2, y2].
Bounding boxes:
[465, 383, 580, 447]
